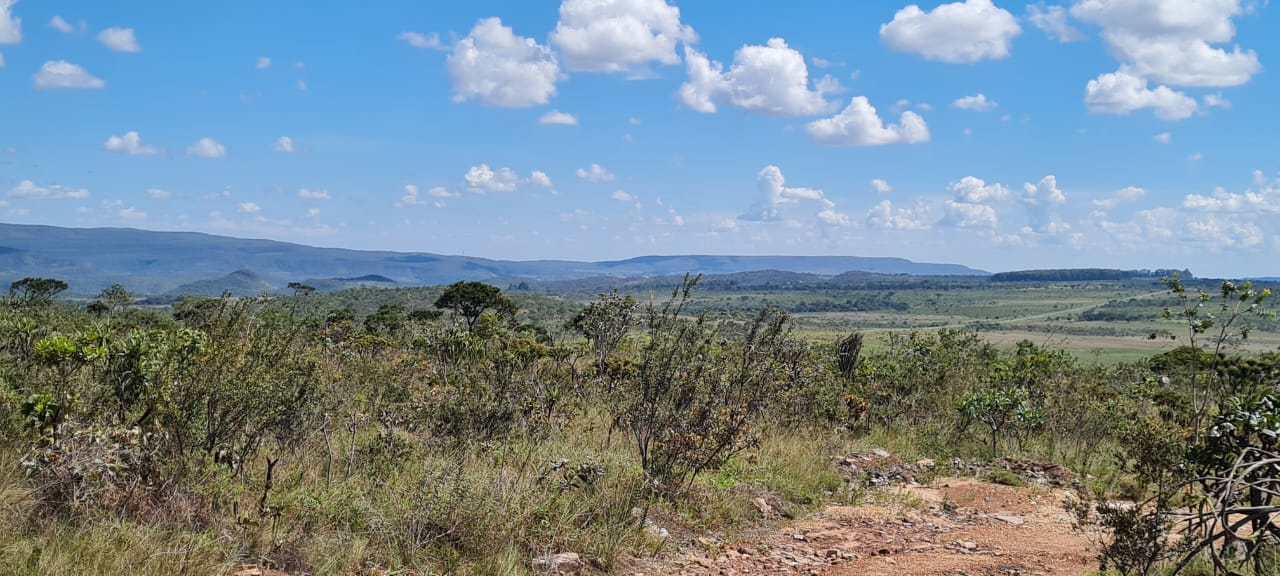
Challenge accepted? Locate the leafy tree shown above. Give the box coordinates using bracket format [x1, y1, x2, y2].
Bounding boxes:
[8, 277, 69, 307]
[89, 284, 133, 318]
[365, 304, 407, 336]
[568, 290, 637, 374]
[287, 281, 316, 297]
[959, 386, 1039, 458]
[433, 281, 517, 329]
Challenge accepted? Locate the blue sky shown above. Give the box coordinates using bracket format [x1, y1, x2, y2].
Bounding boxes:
[1, 0, 1277, 276]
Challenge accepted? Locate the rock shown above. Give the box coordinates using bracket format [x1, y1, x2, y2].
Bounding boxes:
[872, 448, 891, 458]
[958, 540, 978, 551]
[916, 458, 936, 468]
[643, 518, 669, 539]
[994, 514, 1025, 526]
[752, 497, 773, 517]
[533, 552, 583, 573]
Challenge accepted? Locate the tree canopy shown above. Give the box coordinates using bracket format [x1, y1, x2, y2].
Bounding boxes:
[433, 281, 517, 329]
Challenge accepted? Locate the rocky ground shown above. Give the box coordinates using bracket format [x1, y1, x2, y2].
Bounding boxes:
[630, 477, 1095, 576]
[232, 453, 1099, 576]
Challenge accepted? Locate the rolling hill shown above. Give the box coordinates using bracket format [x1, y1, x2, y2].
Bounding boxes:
[0, 223, 988, 295]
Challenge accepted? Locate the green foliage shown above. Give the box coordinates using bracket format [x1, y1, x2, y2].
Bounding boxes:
[568, 290, 637, 374]
[433, 281, 518, 329]
[959, 386, 1040, 458]
[8, 277, 69, 307]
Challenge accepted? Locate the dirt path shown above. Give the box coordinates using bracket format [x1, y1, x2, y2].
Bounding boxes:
[639, 478, 1096, 576]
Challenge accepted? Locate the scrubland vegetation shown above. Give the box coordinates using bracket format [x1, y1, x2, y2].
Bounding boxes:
[2, 273, 1280, 575]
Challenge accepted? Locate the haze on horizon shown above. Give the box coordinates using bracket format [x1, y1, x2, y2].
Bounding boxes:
[1, 0, 1278, 278]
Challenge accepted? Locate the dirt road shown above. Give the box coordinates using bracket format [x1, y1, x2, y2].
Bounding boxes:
[641, 478, 1096, 576]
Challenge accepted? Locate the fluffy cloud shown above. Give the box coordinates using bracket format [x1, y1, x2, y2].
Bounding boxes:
[1084, 70, 1197, 120]
[611, 190, 637, 202]
[742, 165, 848, 225]
[146, 188, 171, 200]
[33, 60, 105, 89]
[7, 180, 90, 199]
[942, 200, 999, 228]
[1204, 94, 1231, 109]
[1183, 187, 1280, 214]
[272, 136, 295, 153]
[1187, 217, 1265, 247]
[0, 0, 19, 43]
[297, 188, 330, 200]
[948, 176, 1009, 203]
[49, 15, 76, 34]
[448, 18, 560, 108]
[866, 200, 929, 230]
[1071, 0, 1259, 87]
[678, 39, 838, 116]
[118, 206, 147, 219]
[952, 93, 998, 111]
[1022, 175, 1065, 205]
[1026, 3, 1082, 42]
[1092, 186, 1147, 209]
[1153, 132, 1172, 144]
[577, 163, 616, 182]
[529, 171, 554, 188]
[237, 202, 262, 214]
[807, 97, 930, 147]
[870, 178, 893, 194]
[880, 0, 1022, 63]
[186, 137, 226, 158]
[539, 110, 579, 125]
[397, 31, 445, 50]
[465, 164, 521, 192]
[103, 131, 160, 155]
[97, 27, 140, 52]
[550, 0, 696, 73]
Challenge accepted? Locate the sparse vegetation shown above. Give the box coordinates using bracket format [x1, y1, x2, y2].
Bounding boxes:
[1, 272, 1279, 575]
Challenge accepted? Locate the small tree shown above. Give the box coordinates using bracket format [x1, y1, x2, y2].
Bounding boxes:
[959, 386, 1038, 458]
[433, 281, 517, 329]
[568, 290, 637, 374]
[9, 277, 69, 307]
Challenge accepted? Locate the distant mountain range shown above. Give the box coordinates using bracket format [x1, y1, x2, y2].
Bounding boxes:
[0, 223, 988, 295]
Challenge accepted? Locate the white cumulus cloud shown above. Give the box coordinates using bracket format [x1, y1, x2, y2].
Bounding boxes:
[942, 200, 999, 228]
[1071, 0, 1260, 88]
[1084, 70, 1197, 120]
[870, 178, 893, 194]
[465, 164, 522, 192]
[611, 190, 637, 202]
[807, 97, 930, 147]
[576, 163, 616, 182]
[147, 188, 171, 200]
[529, 171, 554, 188]
[952, 93, 998, 111]
[1026, 3, 1082, 42]
[397, 31, 446, 50]
[297, 188, 330, 200]
[949, 176, 1009, 203]
[97, 27, 140, 52]
[186, 137, 226, 158]
[866, 200, 930, 230]
[119, 206, 147, 219]
[0, 0, 20, 43]
[880, 0, 1022, 63]
[103, 131, 160, 155]
[448, 17, 560, 108]
[1153, 132, 1172, 144]
[678, 39, 839, 116]
[742, 165, 847, 226]
[33, 60, 105, 89]
[539, 110, 579, 125]
[1022, 175, 1065, 205]
[7, 180, 90, 200]
[550, 0, 696, 73]
[49, 15, 76, 34]
[272, 136, 295, 153]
